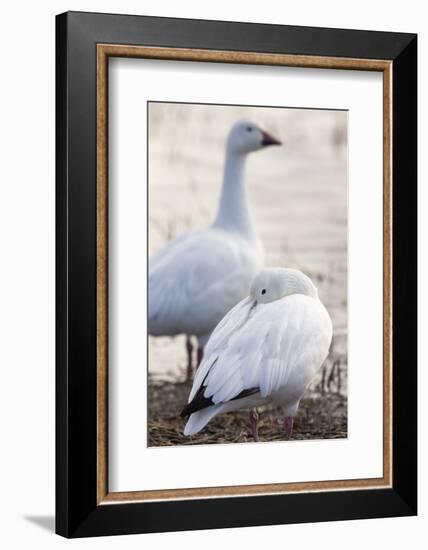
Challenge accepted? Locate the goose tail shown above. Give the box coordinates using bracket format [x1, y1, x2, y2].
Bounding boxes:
[183, 404, 225, 436]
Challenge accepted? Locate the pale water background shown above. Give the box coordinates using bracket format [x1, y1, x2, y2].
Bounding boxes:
[148, 102, 347, 396]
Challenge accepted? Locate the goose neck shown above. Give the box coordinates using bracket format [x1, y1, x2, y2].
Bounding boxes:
[213, 152, 256, 239]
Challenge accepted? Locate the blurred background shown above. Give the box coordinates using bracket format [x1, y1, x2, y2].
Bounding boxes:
[148, 102, 348, 445]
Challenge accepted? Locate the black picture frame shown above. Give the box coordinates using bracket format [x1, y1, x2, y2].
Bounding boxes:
[56, 11, 417, 538]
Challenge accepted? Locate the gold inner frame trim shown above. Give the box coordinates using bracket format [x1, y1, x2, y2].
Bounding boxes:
[96, 44, 393, 505]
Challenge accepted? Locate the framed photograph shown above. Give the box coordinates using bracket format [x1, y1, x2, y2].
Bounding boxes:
[56, 11, 417, 538]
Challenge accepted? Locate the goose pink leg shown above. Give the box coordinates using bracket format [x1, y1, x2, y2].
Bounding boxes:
[249, 409, 260, 442]
[284, 416, 294, 440]
[185, 336, 193, 382]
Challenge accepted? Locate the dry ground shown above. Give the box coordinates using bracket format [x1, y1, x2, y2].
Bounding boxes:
[148, 378, 347, 447]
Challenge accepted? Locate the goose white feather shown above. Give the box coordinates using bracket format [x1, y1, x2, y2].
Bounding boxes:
[183, 268, 333, 438]
[149, 121, 281, 353]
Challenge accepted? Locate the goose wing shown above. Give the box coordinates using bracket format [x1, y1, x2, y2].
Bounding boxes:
[149, 228, 261, 337]
[184, 294, 332, 414]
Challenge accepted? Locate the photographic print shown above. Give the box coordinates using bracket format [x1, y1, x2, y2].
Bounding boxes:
[148, 102, 348, 447]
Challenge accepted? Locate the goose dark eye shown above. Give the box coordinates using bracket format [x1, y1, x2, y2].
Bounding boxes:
[247, 126, 253, 132]
[261, 289, 266, 295]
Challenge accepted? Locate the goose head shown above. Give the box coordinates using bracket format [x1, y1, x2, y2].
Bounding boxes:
[226, 120, 281, 155]
[250, 268, 318, 304]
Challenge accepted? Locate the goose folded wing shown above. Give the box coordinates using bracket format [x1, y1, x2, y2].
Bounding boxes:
[149, 229, 255, 333]
[184, 295, 332, 415]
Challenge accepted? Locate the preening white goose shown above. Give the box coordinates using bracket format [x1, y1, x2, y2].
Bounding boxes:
[149, 121, 281, 379]
[181, 268, 333, 440]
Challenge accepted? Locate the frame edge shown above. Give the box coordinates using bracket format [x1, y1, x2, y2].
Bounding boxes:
[391, 34, 418, 515]
[55, 11, 69, 538]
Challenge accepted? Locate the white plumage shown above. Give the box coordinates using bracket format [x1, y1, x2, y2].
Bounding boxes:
[182, 268, 333, 440]
[148, 120, 281, 375]
[149, 228, 262, 342]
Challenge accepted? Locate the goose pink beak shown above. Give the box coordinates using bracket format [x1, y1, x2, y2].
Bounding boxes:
[261, 130, 282, 146]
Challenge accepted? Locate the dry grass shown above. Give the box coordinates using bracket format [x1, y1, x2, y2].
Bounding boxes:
[148, 379, 347, 447]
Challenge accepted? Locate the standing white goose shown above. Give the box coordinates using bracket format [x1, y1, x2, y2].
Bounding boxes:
[181, 268, 333, 440]
[149, 121, 281, 379]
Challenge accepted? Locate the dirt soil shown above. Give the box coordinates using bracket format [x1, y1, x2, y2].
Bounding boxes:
[148, 379, 347, 447]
